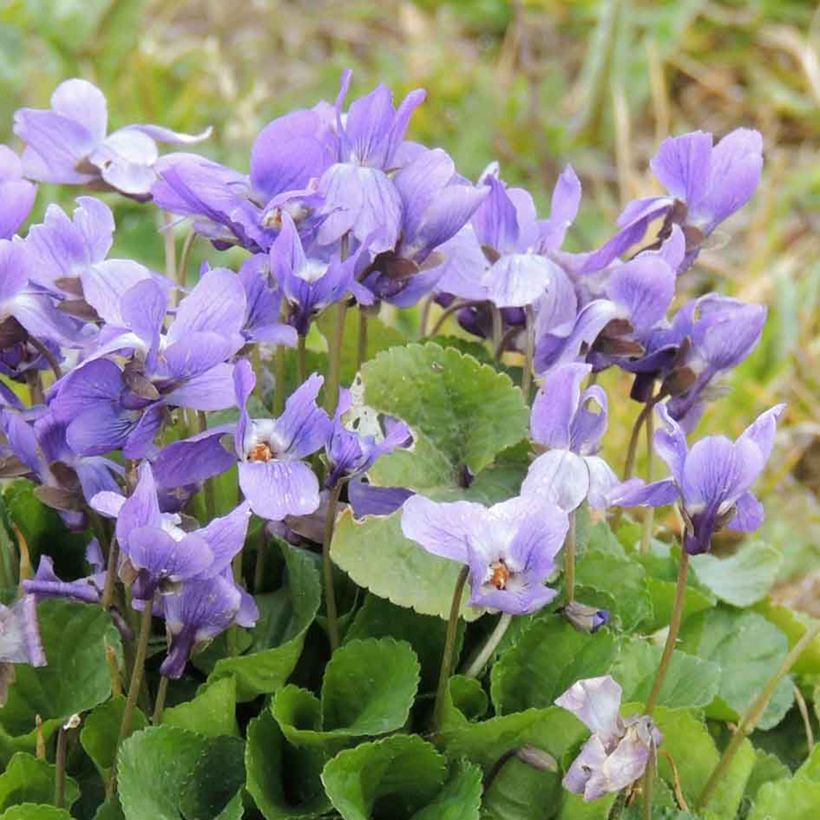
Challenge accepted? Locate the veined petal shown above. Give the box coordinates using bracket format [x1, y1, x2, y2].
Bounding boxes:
[400, 494, 485, 564]
[238, 459, 321, 521]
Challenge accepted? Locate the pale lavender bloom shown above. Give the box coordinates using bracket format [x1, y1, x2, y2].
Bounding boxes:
[361, 147, 487, 306]
[0, 146, 37, 239]
[575, 129, 762, 275]
[24, 540, 106, 605]
[91, 461, 252, 602]
[14, 79, 210, 198]
[233, 359, 330, 520]
[401, 495, 569, 614]
[523, 363, 617, 511]
[562, 601, 609, 633]
[556, 676, 661, 801]
[324, 388, 411, 488]
[160, 571, 257, 678]
[270, 213, 373, 335]
[237, 255, 298, 347]
[610, 403, 784, 554]
[0, 595, 46, 669]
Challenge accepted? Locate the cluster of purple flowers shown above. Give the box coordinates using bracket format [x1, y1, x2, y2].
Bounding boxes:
[0, 71, 783, 802]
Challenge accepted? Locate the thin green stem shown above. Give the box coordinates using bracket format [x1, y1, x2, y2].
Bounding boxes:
[253, 525, 268, 594]
[54, 725, 69, 808]
[324, 301, 347, 415]
[491, 306, 504, 362]
[522, 305, 534, 399]
[152, 675, 169, 725]
[645, 548, 689, 716]
[162, 212, 178, 298]
[322, 483, 344, 652]
[640, 408, 655, 555]
[433, 565, 469, 734]
[273, 344, 285, 416]
[464, 612, 512, 678]
[197, 412, 216, 520]
[118, 600, 153, 743]
[27, 335, 62, 382]
[418, 294, 434, 339]
[623, 400, 654, 480]
[357, 309, 368, 371]
[177, 230, 196, 292]
[642, 754, 654, 820]
[100, 536, 119, 611]
[428, 299, 469, 338]
[564, 511, 577, 604]
[297, 334, 308, 386]
[696, 621, 820, 811]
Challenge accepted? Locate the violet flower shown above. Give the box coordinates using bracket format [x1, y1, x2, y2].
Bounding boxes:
[324, 387, 411, 488]
[0, 146, 37, 239]
[610, 403, 785, 554]
[91, 461, 251, 602]
[401, 494, 569, 614]
[24, 540, 106, 605]
[159, 571, 258, 678]
[237, 255, 298, 347]
[555, 675, 661, 801]
[14, 79, 210, 198]
[522, 363, 617, 511]
[576, 129, 762, 275]
[51, 268, 245, 457]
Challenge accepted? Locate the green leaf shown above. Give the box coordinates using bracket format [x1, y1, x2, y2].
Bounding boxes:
[80, 696, 148, 780]
[652, 707, 755, 818]
[117, 726, 206, 820]
[0, 599, 121, 738]
[612, 638, 721, 710]
[0, 753, 79, 811]
[690, 542, 782, 607]
[748, 778, 820, 820]
[643, 576, 715, 632]
[321, 735, 446, 820]
[245, 709, 329, 819]
[482, 755, 562, 820]
[331, 508, 481, 621]
[557, 792, 617, 820]
[362, 342, 528, 478]
[322, 638, 419, 734]
[680, 608, 794, 730]
[209, 542, 321, 699]
[574, 548, 652, 631]
[344, 593, 451, 693]
[163, 677, 238, 738]
[797, 743, 820, 782]
[0, 807, 72, 820]
[92, 795, 124, 820]
[744, 749, 790, 804]
[178, 736, 245, 820]
[490, 616, 616, 714]
[272, 638, 419, 750]
[752, 599, 820, 675]
[411, 760, 482, 820]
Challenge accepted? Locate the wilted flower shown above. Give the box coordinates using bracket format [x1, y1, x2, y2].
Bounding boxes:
[522, 363, 617, 511]
[401, 494, 569, 614]
[610, 403, 785, 554]
[562, 601, 610, 633]
[556, 675, 661, 801]
[14, 79, 210, 198]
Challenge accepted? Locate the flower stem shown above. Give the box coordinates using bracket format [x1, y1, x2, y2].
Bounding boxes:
[100, 536, 119, 611]
[253, 525, 267, 594]
[640, 408, 655, 555]
[433, 565, 469, 734]
[696, 621, 820, 811]
[645, 548, 689, 716]
[197, 412, 217, 520]
[322, 483, 344, 652]
[491, 306, 504, 362]
[177, 230, 196, 292]
[522, 305, 534, 399]
[152, 675, 169, 725]
[118, 600, 153, 743]
[273, 344, 286, 416]
[623, 400, 654, 480]
[325, 301, 347, 415]
[641, 754, 655, 820]
[464, 612, 512, 678]
[357, 309, 368, 371]
[419, 295, 433, 338]
[564, 510, 577, 604]
[297, 334, 307, 385]
[54, 724, 69, 808]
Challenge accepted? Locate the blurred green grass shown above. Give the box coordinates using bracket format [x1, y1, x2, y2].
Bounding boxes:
[1, 0, 818, 594]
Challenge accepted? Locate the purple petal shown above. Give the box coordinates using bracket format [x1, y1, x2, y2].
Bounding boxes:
[555, 675, 623, 739]
[585, 456, 619, 510]
[650, 130, 712, 206]
[168, 267, 247, 343]
[606, 255, 676, 332]
[238, 459, 320, 521]
[563, 735, 608, 798]
[570, 385, 608, 455]
[483, 253, 564, 309]
[126, 527, 214, 584]
[122, 404, 166, 459]
[51, 79, 108, 142]
[727, 491, 764, 532]
[530, 363, 590, 449]
[114, 461, 162, 542]
[81, 259, 158, 326]
[521, 450, 590, 512]
[233, 358, 255, 457]
[125, 123, 212, 145]
[194, 501, 251, 576]
[737, 403, 785, 463]
[608, 477, 679, 508]
[538, 165, 582, 252]
[0, 239, 27, 302]
[152, 426, 235, 488]
[653, 404, 688, 485]
[348, 480, 414, 518]
[472, 175, 519, 252]
[120, 278, 168, 356]
[400, 494, 486, 563]
[695, 301, 766, 371]
[681, 435, 762, 511]
[0, 595, 46, 666]
[0, 148, 36, 239]
[163, 361, 237, 412]
[272, 373, 330, 459]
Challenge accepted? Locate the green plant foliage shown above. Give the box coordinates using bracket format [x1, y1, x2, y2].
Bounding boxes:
[178, 736, 245, 820]
[0, 753, 79, 812]
[162, 677, 238, 738]
[690, 542, 782, 607]
[80, 697, 148, 780]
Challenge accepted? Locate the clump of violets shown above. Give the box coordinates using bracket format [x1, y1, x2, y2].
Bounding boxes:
[0, 67, 792, 820]
[556, 675, 662, 801]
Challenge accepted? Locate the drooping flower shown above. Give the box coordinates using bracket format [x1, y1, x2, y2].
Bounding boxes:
[14, 79, 210, 198]
[522, 363, 617, 511]
[159, 571, 258, 678]
[401, 494, 569, 614]
[91, 461, 251, 602]
[324, 387, 411, 488]
[575, 129, 762, 275]
[0, 145, 37, 240]
[555, 675, 661, 801]
[24, 540, 107, 605]
[609, 403, 785, 554]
